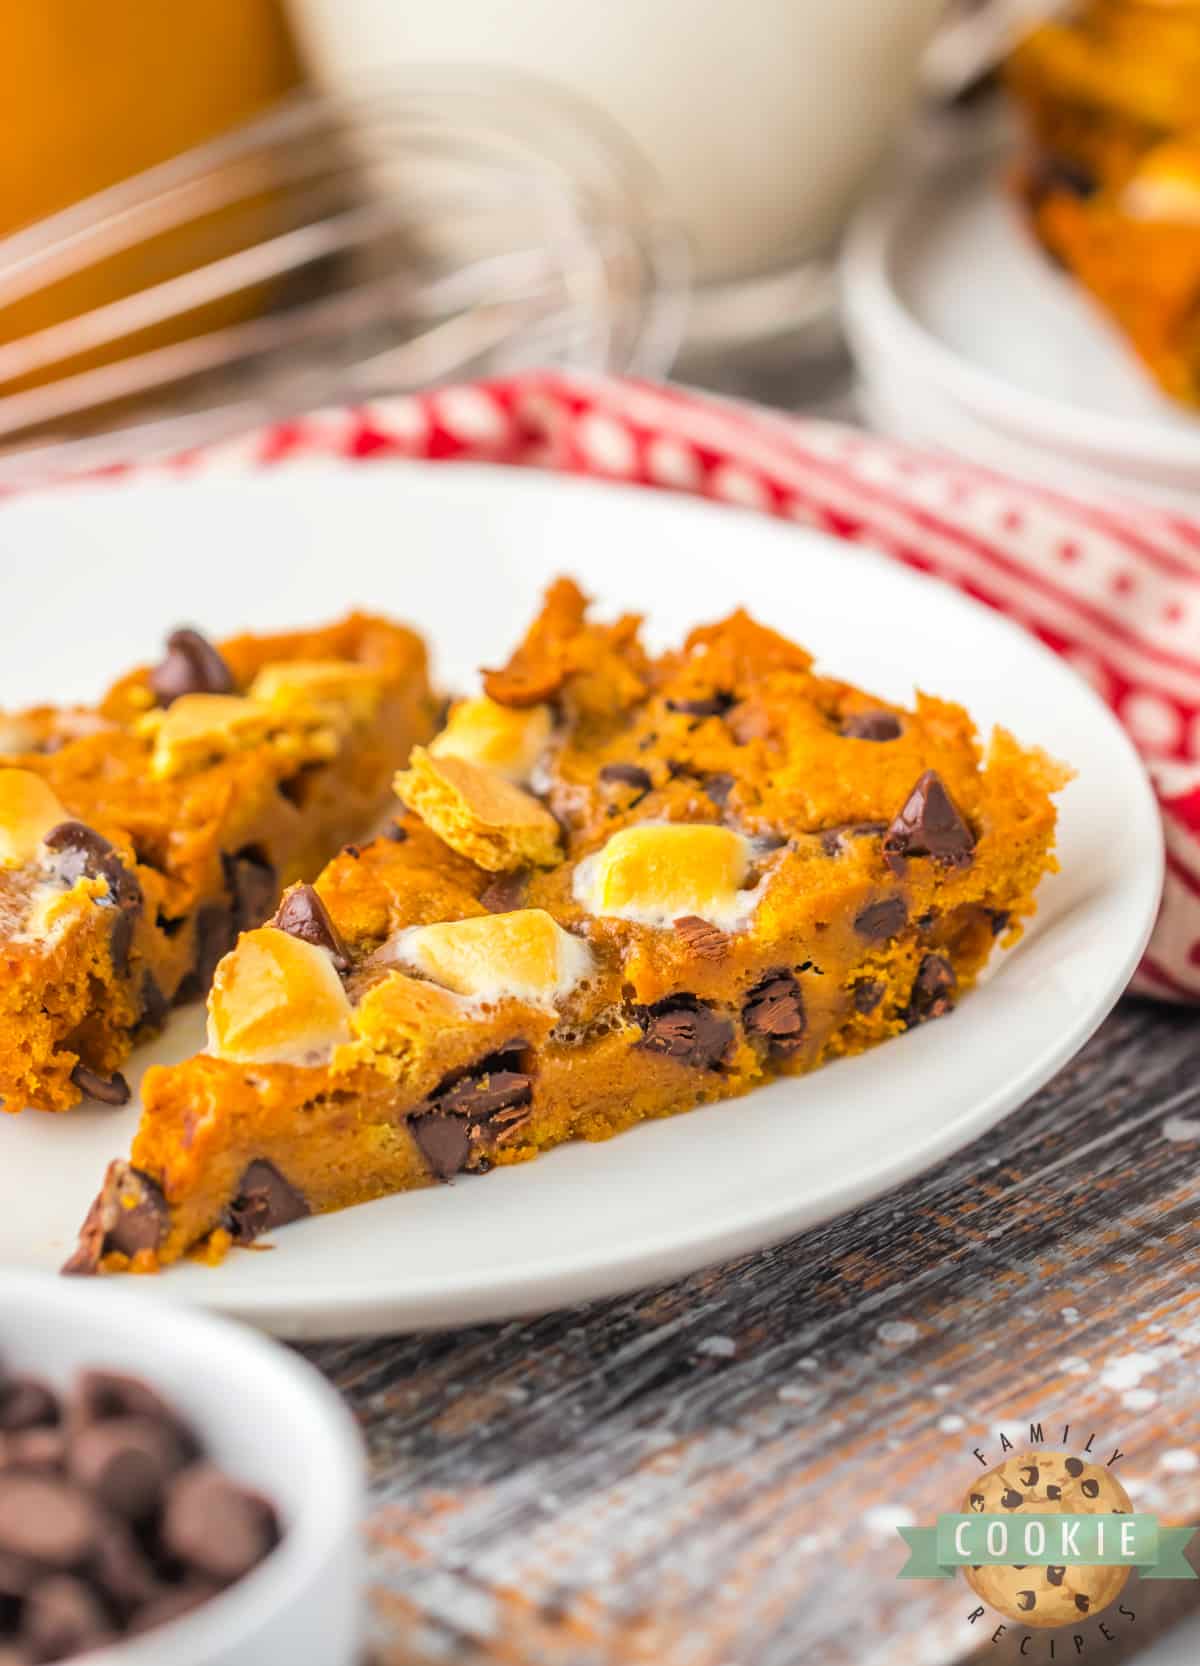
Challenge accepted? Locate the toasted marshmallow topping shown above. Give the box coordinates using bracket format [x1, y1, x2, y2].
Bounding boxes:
[1123, 145, 1200, 223]
[0, 769, 69, 869]
[207, 927, 353, 1065]
[248, 659, 383, 724]
[574, 823, 758, 930]
[429, 697, 553, 784]
[392, 908, 592, 1007]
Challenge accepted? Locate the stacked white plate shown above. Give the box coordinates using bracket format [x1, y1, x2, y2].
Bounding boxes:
[841, 136, 1200, 508]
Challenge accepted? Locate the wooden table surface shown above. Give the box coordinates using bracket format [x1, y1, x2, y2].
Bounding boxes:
[310, 997, 1200, 1666]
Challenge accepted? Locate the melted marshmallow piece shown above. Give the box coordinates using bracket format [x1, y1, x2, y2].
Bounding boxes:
[393, 908, 591, 1008]
[1123, 143, 1200, 224]
[429, 697, 553, 784]
[574, 823, 758, 930]
[0, 769, 68, 869]
[207, 927, 353, 1065]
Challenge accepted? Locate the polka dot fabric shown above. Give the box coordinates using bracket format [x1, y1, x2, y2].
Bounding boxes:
[31, 371, 1200, 1000]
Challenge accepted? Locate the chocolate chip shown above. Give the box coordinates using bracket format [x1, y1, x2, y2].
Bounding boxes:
[223, 1162, 309, 1246]
[64, 1166, 167, 1274]
[69, 1418, 182, 1521]
[0, 1477, 96, 1568]
[742, 972, 806, 1055]
[1075, 1594, 1090, 1613]
[0, 1384, 58, 1440]
[68, 1065, 130, 1107]
[986, 908, 1010, 937]
[382, 822, 408, 842]
[162, 1465, 277, 1583]
[637, 997, 733, 1071]
[71, 1373, 183, 1438]
[437, 1069, 533, 1125]
[1031, 152, 1097, 201]
[479, 871, 528, 915]
[883, 771, 975, 871]
[270, 885, 349, 970]
[598, 763, 652, 793]
[222, 847, 276, 935]
[701, 773, 735, 807]
[841, 711, 902, 741]
[1019, 1464, 1039, 1488]
[968, 1493, 984, 1513]
[90, 1518, 160, 1616]
[43, 822, 142, 975]
[852, 979, 884, 1015]
[1046, 1566, 1065, 1586]
[23, 1574, 113, 1658]
[905, 955, 956, 1026]
[150, 628, 235, 706]
[1016, 1590, 1036, 1612]
[819, 822, 887, 857]
[1046, 1485, 1061, 1501]
[0, 1431, 64, 1475]
[1064, 1458, 1084, 1478]
[1001, 1488, 1023, 1509]
[1081, 1478, 1100, 1499]
[410, 1113, 472, 1182]
[673, 915, 730, 959]
[853, 896, 908, 941]
[126, 1579, 219, 1635]
[666, 693, 734, 718]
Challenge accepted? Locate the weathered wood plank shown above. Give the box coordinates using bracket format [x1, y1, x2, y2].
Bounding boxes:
[312, 1001, 1200, 1666]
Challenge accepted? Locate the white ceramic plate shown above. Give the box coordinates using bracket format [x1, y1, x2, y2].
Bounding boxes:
[841, 141, 1200, 505]
[0, 462, 1162, 1338]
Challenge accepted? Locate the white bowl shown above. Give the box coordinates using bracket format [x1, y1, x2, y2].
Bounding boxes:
[0, 1272, 365, 1666]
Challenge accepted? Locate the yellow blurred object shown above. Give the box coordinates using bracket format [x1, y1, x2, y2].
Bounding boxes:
[1006, 0, 1200, 407]
[0, 0, 303, 395]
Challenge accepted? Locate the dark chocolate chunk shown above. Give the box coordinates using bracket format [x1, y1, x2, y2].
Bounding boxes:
[701, 773, 735, 807]
[68, 1418, 182, 1521]
[479, 871, 528, 915]
[381, 822, 408, 843]
[673, 915, 730, 959]
[1046, 1485, 1061, 1501]
[1031, 152, 1097, 202]
[1064, 1458, 1084, 1478]
[598, 763, 652, 794]
[62, 1165, 168, 1276]
[986, 908, 1010, 937]
[223, 1161, 309, 1247]
[127, 1579, 219, 1635]
[89, 1518, 161, 1616]
[162, 1465, 277, 1583]
[905, 955, 957, 1026]
[742, 971, 806, 1055]
[22, 1574, 113, 1658]
[222, 846, 277, 935]
[410, 1113, 472, 1182]
[1019, 1464, 1039, 1488]
[853, 895, 908, 941]
[0, 1476, 96, 1567]
[852, 979, 884, 1015]
[1001, 1488, 1023, 1510]
[150, 628, 235, 707]
[1081, 1478, 1100, 1499]
[438, 1070, 533, 1125]
[1075, 1593, 1090, 1614]
[0, 1382, 58, 1435]
[270, 885, 349, 970]
[841, 711, 902, 742]
[175, 901, 235, 1004]
[71, 1373, 181, 1435]
[968, 1493, 984, 1513]
[666, 692, 734, 719]
[43, 822, 142, 975]
[68, 1065, 130, 1108]
[637, 996, 733, 1071]
[1046, 1565, 1065, 1586]
[138, 971, 169, 1033]
[883, 771, 975, 871]
[1016, 1590, 1036, 1612]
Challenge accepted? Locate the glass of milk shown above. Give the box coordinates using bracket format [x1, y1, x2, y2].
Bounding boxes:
[291, 0, 947, 358]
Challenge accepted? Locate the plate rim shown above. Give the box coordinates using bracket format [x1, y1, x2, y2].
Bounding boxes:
[0, 459, 1165, 1336]
[841, 143, 1200, 479]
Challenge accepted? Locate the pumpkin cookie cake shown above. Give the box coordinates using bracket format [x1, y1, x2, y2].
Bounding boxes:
[66, 579, 1069, 1273]
[0, 614, 435, 1112]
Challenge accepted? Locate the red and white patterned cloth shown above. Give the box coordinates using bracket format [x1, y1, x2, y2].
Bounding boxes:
[85, 371, 1200, 1001]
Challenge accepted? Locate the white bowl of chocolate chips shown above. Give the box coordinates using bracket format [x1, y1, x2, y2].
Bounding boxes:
[0, 1272, 365, 1665]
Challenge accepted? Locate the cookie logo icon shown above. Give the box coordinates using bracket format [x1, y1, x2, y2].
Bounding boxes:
[960, 1451, 1133, 1627]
